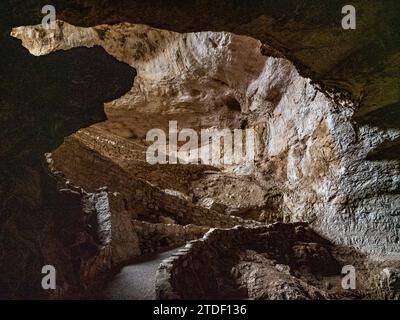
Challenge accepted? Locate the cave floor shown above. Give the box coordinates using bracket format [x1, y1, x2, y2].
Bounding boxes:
[95, 248, 181, 300]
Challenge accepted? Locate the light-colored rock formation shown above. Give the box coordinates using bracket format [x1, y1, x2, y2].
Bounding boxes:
[11, 20, 399, 260]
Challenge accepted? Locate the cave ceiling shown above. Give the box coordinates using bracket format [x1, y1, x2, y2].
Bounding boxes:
[2, 0, 399, 130]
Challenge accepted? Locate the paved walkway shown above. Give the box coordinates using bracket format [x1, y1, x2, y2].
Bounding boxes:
[99, 248, 179, 300]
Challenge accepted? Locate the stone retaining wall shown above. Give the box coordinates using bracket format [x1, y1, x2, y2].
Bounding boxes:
[51, 137, 257, 229]
[155, 225, 270, 299]
[155, 223, 360, 300]
[132, 220, 209, 255]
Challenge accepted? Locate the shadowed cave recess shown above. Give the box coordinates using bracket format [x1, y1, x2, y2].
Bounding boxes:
[0, 0, 399, 299]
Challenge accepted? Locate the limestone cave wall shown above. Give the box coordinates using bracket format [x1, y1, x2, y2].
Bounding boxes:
[11, 20, 400, 258]
[1, 0, 399, 299]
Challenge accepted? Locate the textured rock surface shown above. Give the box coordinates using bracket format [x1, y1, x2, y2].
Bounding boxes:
[132, 220, 208, 255]
[156, 223, 390, 300]
[1, 1, 399, 299]
[11, 21, 400, 259]
[6, 0, 398, 123]
[381, 267, 400, 291]
[0, 157, 122, 298]
[47, 128, 256, 229]
[0, 10, 136, 297]
[0, 65, 135, 299]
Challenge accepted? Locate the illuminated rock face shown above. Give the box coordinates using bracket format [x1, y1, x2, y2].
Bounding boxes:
[11, 20, 400, 259]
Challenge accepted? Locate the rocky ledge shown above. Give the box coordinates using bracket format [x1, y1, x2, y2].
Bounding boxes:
[156, 223, 400, 300]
